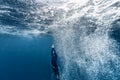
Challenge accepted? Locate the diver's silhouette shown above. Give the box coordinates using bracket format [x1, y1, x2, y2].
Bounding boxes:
[51, 44, 59, 80]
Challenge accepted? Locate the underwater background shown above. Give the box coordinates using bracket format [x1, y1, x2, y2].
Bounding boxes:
[0, 34, 53, 80]
[0, 0, 120, 80]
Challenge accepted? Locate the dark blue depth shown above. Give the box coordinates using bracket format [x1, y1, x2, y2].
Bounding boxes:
[0, 34, 53, 80]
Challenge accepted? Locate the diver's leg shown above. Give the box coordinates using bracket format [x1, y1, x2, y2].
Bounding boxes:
[55, 68, 60, 80]
[56, 74, 59, 80]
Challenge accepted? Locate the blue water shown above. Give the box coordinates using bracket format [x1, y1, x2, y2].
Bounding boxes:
[0, 0, 120, 80]
[0, 34, 53, 80]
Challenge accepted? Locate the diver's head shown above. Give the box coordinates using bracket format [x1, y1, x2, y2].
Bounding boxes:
[51, 44, 54, 48]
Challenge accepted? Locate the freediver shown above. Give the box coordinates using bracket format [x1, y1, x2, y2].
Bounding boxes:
[51, 44, 59, 80]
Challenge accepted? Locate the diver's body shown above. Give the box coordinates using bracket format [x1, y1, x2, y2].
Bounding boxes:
[51, 44, 59, 80]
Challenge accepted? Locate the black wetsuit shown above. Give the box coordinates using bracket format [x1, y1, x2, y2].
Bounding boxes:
[51, 48, 59, 80]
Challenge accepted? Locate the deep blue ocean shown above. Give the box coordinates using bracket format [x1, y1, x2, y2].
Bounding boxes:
[0, 34, 53, 80]
[0, 0, 120, 80]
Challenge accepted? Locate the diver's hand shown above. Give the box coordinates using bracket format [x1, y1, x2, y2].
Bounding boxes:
[52, 66, 55, 69]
